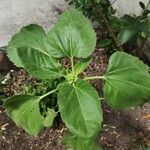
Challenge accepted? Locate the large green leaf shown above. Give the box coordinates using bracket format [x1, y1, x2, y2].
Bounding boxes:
[4, 95, 44, 135]
[46, 9, 96, 58]
[7, 24, 47, 67]
[7, 24, 62, 79]
[106, 51, 149, 73]
[58, 79, 102, 138]
[62, 133, 102, 150]
[104, 52, 150, 109]
[16, 47, 62, 80]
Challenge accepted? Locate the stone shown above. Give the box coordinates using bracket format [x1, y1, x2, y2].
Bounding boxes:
[111, 0, 149, 16]
[0, 0, 149, 47]
[0, 0, 69, 47]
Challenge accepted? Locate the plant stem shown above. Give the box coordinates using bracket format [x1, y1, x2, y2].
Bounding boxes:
[84, 76, 106, 80]
[40, 89, 58, 100]
[148, 67, 150, 73]
[142, 0, 150, 16]
[104, 20, 123, 51]
[71, 57, 74, 73]
[138, 38, 146, 56]
[100, 97, 105, 100]
[110, 0, 117, 5]
[145, 0, 150, 11]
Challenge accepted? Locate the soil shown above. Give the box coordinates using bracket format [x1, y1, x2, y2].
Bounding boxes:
[0, 48, 150, 150]
[0, 49, 15, 73]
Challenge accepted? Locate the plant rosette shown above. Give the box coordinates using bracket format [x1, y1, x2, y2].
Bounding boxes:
[4, 9, 150, 150]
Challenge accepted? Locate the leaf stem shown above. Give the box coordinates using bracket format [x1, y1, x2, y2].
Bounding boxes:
[71, 57, 74, 73]
[40, 89, 58, 100]
[144, 0, 150, 12]
[100, 97, 105, 100]
[84, 76, 106, 80]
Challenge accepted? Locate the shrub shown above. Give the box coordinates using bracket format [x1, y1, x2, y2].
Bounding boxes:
[4, 9, 150, 149]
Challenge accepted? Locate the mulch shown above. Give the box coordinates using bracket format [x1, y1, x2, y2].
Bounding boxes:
[0, 48, 150, 150]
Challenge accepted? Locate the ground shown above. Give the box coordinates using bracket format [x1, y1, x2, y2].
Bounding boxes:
[0, 48, 150, 150]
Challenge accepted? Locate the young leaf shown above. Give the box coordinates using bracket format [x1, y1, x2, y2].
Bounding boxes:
[117, 15, 141, 45]
[44, 109, 57, 127]
[4, 95, 44, 135]
[104, 52, 150, 109]
[16, 47, 62, 80]
[7, 24, 47, 67]
[139, 1, 145, 9]
[62, 133, 102, 150]
[46, 9, 96, 58]
[74, 58, 91, 76]
[117, 29, 136, 45]
[7, 24, 62, 80]
[58, 79, 103, 138]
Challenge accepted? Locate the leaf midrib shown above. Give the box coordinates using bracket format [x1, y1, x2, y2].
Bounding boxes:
[74, 86, 89, 133]
[107, 54, 147, 75]
[10, 41, 49, 57]
[108, 77, 150, 91]
[106, 79, 138, 101]
[60, 85, 88, 134]
[24, 29, 46, 51]
[24, 47, 60, 69]
[106, 67, 137, 75]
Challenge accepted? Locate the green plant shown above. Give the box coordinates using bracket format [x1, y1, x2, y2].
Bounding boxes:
[66, 0, 150, 54]
[65, 0, 122, 51]
[141, 146, 150, 150]
[0, 72, 11, 105]
[4, 10, 150, 149]
[65, 0, 116, 20]
[113, 1, 150, 51]
[16, 79, 61, 118]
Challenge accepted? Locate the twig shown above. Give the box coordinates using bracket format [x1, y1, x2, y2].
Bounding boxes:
[110, 0, 118, 6]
